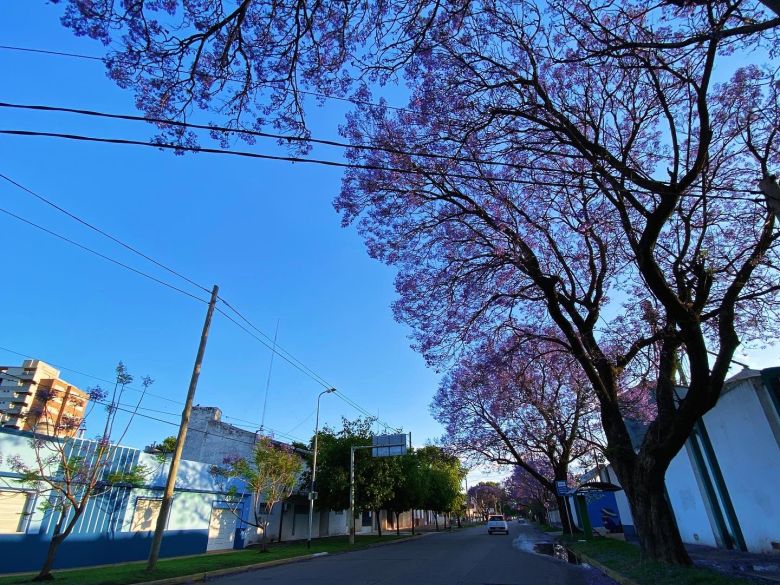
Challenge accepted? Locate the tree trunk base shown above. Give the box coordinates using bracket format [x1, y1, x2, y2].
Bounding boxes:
[622, 469, 693, 566]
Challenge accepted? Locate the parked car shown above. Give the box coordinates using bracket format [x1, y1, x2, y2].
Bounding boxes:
[487, 514, 509, 535]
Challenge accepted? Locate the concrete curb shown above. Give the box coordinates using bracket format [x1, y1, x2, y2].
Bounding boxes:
[569, 549, 641, 585]
[132, 534, 427, 585]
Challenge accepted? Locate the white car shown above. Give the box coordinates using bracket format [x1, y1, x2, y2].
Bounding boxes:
[487, 514, 509, 535]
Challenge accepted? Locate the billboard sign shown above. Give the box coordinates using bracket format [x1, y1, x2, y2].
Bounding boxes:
[371, 433, 408, 457]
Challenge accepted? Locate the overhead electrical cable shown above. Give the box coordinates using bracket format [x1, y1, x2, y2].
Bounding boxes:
[0, 130, 763, 202]
[0, 101, 567, 173]
[0, 44, 414, 114]
[0, 129, 574, 188]
[0, 172, 212, 295]
[0, 205, 209, 303]
[0, 175, 404, 432]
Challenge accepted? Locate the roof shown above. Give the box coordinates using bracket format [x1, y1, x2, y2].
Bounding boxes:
[724, 367, 761, 385]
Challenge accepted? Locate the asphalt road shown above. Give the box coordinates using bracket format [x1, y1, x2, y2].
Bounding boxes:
[209, 521, 617, 585]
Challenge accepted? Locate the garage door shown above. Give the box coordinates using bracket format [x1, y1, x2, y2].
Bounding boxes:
[207, 508, 237, 551]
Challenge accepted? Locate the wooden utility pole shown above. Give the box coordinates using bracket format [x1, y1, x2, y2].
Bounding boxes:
[147, 284, 219, 570]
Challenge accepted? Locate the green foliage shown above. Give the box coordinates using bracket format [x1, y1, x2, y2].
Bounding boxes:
[417, 446, 464, 515]
[211, 436, 303, 534]
[106, 464, 149, 487]
[308, 420, 466, 527]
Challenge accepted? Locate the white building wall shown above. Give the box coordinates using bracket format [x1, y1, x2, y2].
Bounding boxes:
[328, 510, 348, 535]
[702, 378, 780, 553]
[665, 444, 718, 547]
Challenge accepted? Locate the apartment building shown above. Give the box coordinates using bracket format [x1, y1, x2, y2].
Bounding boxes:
[0, 359, 89, 438]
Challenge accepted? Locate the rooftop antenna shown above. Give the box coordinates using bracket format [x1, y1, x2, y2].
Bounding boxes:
[259, 319, 279, 432]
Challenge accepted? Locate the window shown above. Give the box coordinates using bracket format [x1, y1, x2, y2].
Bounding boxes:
[131, 498, 162, 532]
[0, 491, 30, 533]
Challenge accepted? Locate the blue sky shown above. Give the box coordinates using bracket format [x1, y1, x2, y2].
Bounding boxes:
[1, 3, 777, 486]
[0, 2, 444, 457]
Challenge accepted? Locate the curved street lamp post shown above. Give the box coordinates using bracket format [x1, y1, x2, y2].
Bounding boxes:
[307, 387, 336, 549]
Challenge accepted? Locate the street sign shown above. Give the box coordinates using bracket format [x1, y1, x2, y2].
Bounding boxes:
[371, 433, 409, 457]
[555, 480, 569, 496]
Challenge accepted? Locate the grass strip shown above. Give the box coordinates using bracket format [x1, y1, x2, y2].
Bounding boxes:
[0, 534, 404, 585]
[567, 538, 754, 585]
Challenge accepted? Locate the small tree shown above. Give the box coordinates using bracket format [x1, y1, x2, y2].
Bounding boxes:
[383, 452, 425, 535]
[211, 436, 303, 552]
[2, 362, 151, 581]
[417, 446, 463, 531]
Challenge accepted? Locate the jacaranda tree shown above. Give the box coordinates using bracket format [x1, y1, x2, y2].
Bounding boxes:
[433, 337, 599, 534]
[55, 0, 780, 564]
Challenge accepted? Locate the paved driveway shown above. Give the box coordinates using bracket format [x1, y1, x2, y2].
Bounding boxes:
[209, 521, 616, 585]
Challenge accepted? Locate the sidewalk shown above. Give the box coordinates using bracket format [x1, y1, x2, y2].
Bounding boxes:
[686, 543, 780, 584]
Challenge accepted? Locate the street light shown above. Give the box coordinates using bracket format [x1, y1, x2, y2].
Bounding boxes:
[307, 387, 336, 549]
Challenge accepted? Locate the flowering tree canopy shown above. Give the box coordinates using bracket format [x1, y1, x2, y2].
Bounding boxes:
[432, 338, 600, 494]
[54, 0, 780, 565]
[467, 482, 507, 521]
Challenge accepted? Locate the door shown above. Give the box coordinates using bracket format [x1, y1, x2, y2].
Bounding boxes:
[207, 508, 237, 551]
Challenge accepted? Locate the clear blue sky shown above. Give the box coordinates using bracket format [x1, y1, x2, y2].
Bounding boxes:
[1, 3, 776, 487]
[0, 2, 444, 454]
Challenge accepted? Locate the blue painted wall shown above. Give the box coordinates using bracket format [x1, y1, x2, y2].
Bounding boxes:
[0, 429, 252, 574]
[0, 530, 208, 573]
[584, 492, 624, 534]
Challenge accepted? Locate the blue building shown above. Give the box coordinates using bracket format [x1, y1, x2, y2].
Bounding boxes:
[0, 428, 249, 574]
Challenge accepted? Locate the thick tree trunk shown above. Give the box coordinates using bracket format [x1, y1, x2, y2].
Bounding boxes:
[396, 511, 400, 535]
[376, 509, 382, 537]
[411, 509, 415, 535]
[617, 464, 691, 565]
[434, 514, 439, 531]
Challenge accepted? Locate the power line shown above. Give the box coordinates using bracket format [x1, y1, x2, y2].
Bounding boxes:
[8, 101, 763, 199]
[0, 205, 209, 303]
[0, 44, 105, 62]
[0, 181, 404, 432]
[0, 172, 338, 392]
[0, 345, 305, 444]
[91, 397, 304, 446]
[0, 129, 764, 203]
[0, 129, 572, 188]
[0, 48, 766, 201]
[0, 44, 413, 114]
[0, 173, 212, 295]
[217, 299, 333, 388]
[213, 307, 332, 389]
[214, 306, 400, 432]
[0, 101, 556, 173]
